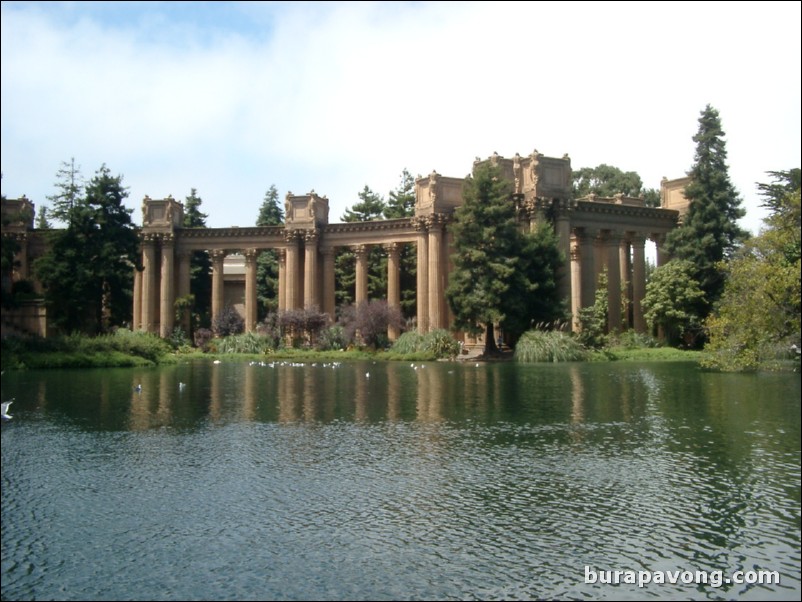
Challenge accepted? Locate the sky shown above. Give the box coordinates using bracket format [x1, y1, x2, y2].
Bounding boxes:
[2, 1, 800, 234]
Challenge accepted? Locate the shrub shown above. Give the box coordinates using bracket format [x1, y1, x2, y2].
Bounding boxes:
[216, 331, 274, 354]
[194, 328, 214, 351]
[339, 300, 403, 349]
[389, 329, 460, 359]
[317, 325, 348, 351]
[212, 305, 244, 337]
[514, 330, 588, 363]
[279, 308, 328, 348]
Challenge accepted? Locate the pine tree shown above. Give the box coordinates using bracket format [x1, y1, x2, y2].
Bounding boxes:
[35, 205, 52, 229]
[665, 104, 748, 315]
[46, 157, 83, 226]
[256, 184, 283, 318]
[182, 188, 212, 327]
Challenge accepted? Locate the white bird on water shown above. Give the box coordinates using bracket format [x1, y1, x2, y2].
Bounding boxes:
[1, 400, 13, 421]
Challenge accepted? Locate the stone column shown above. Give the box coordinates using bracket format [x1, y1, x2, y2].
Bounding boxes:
[631, 236, 647, 333]
[244, 248, 258, 332]
[653, 233, 668, 267]
[570, 238, 582, 331]
[354, 244, 368, 307]
[321, 248, 336, 319]
[277, 249, 286, 313]
[211, 249, 226, 323]
[141, 237, 158, 333]
[133, 264, 142, 331]
[605, 231, 622, 333]
[304, 230, 319, 310]
[159, 236, 175, 338]
[554, 200, 573, 304]
[579, 229, 597, 309]
[284, 231, 300, 310]
[176, 250, 192, 333]
[415, 217, 429, 333]
[385, 242, 401, 341]
[428, 215, 444, 331]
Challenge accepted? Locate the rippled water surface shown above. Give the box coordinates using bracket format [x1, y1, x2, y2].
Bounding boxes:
[1, 360, 800, 600]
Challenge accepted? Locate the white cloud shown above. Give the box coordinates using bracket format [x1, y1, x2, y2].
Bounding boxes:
[2, 1, 800, 233]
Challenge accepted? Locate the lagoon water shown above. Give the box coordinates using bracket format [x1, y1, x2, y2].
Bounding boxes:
[1, 360, 800, 601]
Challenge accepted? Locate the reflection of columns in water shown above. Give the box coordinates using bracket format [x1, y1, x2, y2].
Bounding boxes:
[416, 366, 443, 422]
[211, 249, 226, 323]
[303, 368, 317, 421]
[129, 372, 153, 431]
[355, 365, 368, 421]
[244, 248, 259, 333]
[243, 365, 257, 422]
[209, 363, 223, 422]
[569, 364, 585, 425]
[386, 365, 401, 421]
[278, 367, 300, 422]
[321, 366, 337, 422]
[157, 369, 172, 425]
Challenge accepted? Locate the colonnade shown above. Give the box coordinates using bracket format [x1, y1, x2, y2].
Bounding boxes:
[131, 213, 453, 339]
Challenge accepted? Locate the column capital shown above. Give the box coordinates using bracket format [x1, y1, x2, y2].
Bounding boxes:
[383, 242, 401, 257]
[412, 216, 429, 232]
[427, 213, 448, 230]
[353, 244, 368, 258]
[161, 233, 175, 247]
[210, 249, 227, 262]
[304, 228, 319, 244]
[244, 248, 259, 263]
[284, 229, 301, 243]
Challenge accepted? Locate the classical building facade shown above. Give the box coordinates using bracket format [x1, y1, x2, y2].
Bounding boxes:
[130, 151, 680, 340]
[2, 150, 686, 340]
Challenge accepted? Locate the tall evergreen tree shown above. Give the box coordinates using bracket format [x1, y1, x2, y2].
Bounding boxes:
[255, 184, 283, 318]
[46, 157, 83, 226]
[182, 188, 212, 327]
[35, 163, 138, 333]
[335, 185, 388, 308]
[35, 205, 52, 229]
[665, 104, 748, 315]
[384, 169, 418, 319]
[447, 162, 563, 353]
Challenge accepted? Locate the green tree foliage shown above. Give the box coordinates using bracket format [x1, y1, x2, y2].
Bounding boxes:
[335, 185, 388, 308]
[577, 271, 609, 349]
[446, 162, 563, 353]
[704, 173, 801, 371]
[572, 163, 661, 208]
[383, 169, 418, 319]
[45, 157, 83, 226]
[34, 164, 139, 333]
[642, 259, 706, 347]
[255, 184, 283, 319]
[182, 188, 212, 328]
[665, 105, 748, 317]
[35, 205, 52, 230]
